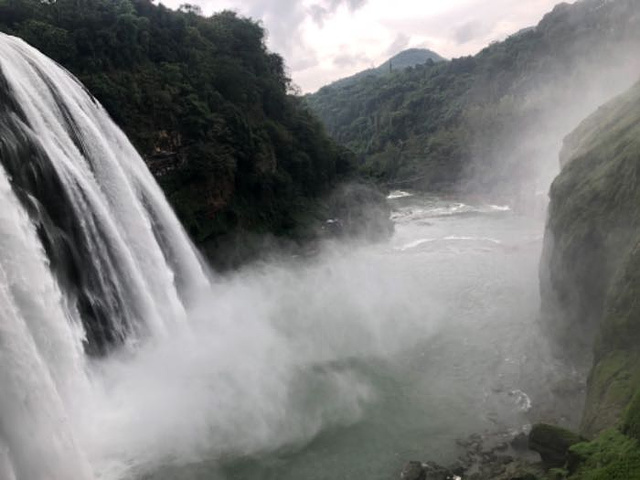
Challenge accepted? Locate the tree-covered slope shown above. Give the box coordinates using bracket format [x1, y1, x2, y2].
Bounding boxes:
[306, 0, 640, 199]
[0, 0, 360, 265]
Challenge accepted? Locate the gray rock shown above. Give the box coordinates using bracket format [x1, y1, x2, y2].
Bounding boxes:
[423, 461, 454, 480]
[509, 432, 529, 451]
[528, 423, 584, 468]
[400, 461, 425, 480]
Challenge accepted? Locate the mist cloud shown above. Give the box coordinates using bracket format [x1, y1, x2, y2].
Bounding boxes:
[84, 243, 445, 476]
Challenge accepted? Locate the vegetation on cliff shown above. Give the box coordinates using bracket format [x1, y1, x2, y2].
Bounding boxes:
[306, 0, 640, 196]
[537, 76, 640, 478]
[568, 429, 640, 479]
[542, 79, 640, 435]
[0, 0, 363, 262]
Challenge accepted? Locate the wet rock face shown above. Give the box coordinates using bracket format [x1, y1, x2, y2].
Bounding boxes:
[400, 461, 426, 480]
[509, 433, 529, 452]
[528, 423, 584, 469]
[539, 80, 640, 437]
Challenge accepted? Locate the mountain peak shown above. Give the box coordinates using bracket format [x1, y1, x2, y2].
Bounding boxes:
[318, 48, 446, 91]
[380, 48, 446, 72]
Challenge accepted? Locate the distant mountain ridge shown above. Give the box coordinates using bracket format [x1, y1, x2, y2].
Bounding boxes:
[305, 0, 640, 197]
[378, 48, 446, 73]
[323, 48, 446, 91]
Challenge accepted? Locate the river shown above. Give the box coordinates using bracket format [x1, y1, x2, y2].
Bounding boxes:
[138, 193, 555, 480]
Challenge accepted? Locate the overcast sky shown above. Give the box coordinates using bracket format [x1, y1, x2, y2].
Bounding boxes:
[160, 0, 565, 92]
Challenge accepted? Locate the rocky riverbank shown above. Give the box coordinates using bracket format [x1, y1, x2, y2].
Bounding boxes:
[399, 427, 541, 480]
[398, 421, 597, 480]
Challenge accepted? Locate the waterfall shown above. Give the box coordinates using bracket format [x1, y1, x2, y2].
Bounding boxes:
[0, 33, 209, 479]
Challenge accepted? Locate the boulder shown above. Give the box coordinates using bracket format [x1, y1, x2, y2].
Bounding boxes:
[528, 423, 584, 468]
[423, 461, 453, 480]
[400, 461, 425, 480]
[509, 432, 529, 451]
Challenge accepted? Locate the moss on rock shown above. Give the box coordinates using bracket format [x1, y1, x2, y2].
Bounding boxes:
[581, 351, 640, 435]
[529, 424, 585, 468]
[541, 79, 640, 436]
[622, 388, 640, 442]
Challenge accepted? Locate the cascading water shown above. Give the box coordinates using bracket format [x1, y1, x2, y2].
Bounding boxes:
[0, 33, 208, 479]
[0, 33, 209, 352]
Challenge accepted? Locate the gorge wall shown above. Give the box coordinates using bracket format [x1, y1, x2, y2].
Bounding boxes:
[541, 79, 640, 442]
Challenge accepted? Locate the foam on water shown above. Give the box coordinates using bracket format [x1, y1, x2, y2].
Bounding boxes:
[387, 190, 414, 200]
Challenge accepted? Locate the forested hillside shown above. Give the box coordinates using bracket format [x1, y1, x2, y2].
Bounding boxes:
[307, 0, 640, 201]
[0, 0, 360, 265]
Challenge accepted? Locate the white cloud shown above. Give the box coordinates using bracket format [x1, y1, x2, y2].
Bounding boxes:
[159, 0, 566, 92]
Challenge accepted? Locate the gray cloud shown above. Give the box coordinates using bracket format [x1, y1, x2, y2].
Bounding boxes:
[309, 0, 369, 27]
[189, 0, 368, 73]
[310, 5, 330, 26]
[453, 20, 490, 45]
[381, 0, 557, 48]
[243, 0, 308, 55]
[289, 53, 320, 72]
[333, 51, 372, 68]
[386, 33, 411, 56]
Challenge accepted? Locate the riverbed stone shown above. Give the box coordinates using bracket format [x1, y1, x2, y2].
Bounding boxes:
[400, 461, 426, 480]
[423, 461, 453, 480]
[510, 432, 529, 451]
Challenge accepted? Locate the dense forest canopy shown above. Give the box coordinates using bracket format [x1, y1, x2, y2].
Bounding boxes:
[0, 0, 358, 259]
[306, 0, 640, 201]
